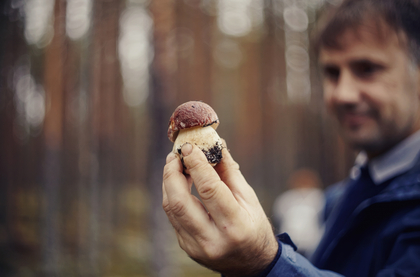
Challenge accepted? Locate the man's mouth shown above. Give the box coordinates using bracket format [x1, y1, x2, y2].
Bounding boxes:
[341, 113, 369, 126]
[337, 108, 375, 129]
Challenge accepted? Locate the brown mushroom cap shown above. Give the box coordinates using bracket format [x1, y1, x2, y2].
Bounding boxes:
[167, 101, 219, 142]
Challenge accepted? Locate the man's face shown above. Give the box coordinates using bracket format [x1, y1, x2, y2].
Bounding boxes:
[320, 25, 420, 157]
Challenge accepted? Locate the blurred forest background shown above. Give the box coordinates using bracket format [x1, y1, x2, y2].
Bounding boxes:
[0, 0, 355, 276]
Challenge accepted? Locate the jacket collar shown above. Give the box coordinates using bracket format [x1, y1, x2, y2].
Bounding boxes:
[353, 130, 420, 185]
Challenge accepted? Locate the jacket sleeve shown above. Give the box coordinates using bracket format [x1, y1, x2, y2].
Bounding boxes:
[265, 234, 343, 277]
[376, 209, 420, 277]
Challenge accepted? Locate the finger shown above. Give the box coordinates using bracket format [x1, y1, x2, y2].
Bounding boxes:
[215, 144, 259, 205]
[163, 181, 207, 237]
[163, 183, 205, 257]
[181, 143, 243, 226]
[221, 138, 228, 149]
[217, 138, 245, 185]
[166, 151, 193, 190]
[215, 147, 247, 190]
[166, 151, 183, 172]
[162, 181, 187, 235]
[163, 152, 215, 238]
[164, 180, 217, 251]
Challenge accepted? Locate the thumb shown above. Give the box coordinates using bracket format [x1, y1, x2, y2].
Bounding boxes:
[181, 143, 217, 178]
[181, 143, 241, 224]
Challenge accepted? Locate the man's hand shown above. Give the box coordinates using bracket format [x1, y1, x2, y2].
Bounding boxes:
[162, 142, 278, 277]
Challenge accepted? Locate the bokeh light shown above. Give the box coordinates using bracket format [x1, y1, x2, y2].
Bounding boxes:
[280, 0, 315, 103]
[118, 5, 153, 107]
[218, 10, 252, 37]
[23, 0, 55, 46]
[66, 0, 92, 40]
[13, 65, 46, 139]
[286, 45, 309, 72]
[217, 0, 264, 37]
[283, 6, 308, 32]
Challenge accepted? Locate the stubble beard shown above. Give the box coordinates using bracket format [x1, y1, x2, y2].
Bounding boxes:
[340, 121, 412, 158]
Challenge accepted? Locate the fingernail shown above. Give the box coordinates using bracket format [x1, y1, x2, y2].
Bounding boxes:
[181, 143, 193, 157]
[166, 152, 177, 163]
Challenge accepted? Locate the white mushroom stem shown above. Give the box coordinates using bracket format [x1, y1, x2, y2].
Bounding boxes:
[173, 125, 223, 166]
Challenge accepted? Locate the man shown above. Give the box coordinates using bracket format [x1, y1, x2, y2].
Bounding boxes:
[162, 0, 420, 276]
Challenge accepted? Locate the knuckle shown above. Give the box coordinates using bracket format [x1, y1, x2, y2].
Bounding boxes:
[200, 241, 224, 261]
[181, 239, 210, 262]
[205, 250, 223, 261]
[178, 240, 189, 254]
[162, 197, 171, 213]
[162, 164, 176, 181]
[169, 197, 188, 218]
[218, 159, 241, 177]
[187, 244, 204, 261]
[197, 179, 222, 201]
[223, 149, 240, 169]
[229, 159, 241, 171]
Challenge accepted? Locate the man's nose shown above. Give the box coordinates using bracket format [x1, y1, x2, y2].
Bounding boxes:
[333, 71, 360, 103]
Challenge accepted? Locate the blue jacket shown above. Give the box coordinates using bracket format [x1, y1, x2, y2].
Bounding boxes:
[266, 158, 420, 277]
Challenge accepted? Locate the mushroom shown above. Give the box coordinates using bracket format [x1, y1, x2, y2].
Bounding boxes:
[167, 101, 223, 166]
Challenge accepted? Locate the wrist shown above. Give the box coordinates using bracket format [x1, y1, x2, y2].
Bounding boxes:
[222, 233, 279, 277]
[253, 236, 282, 277]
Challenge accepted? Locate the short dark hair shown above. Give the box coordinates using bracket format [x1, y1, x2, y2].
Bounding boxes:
[313, 0, 420, 64]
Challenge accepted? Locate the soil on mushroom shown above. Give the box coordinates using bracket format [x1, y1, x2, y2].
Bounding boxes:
[203, 142, 223, 164]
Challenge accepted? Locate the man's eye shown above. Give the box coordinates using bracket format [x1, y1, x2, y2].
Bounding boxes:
[323, 66, 340, 81]
[352, 62, 384, 78]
